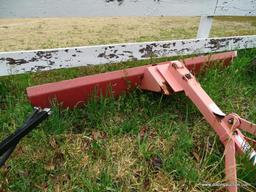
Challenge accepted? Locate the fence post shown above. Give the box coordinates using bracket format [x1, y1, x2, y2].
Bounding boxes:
[197, 16, 213, 38]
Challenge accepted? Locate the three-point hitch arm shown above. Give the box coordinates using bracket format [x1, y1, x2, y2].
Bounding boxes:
[143, 60, 256, 192]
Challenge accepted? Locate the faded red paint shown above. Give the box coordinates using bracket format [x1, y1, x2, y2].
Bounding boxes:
[27, 51, 236, 108]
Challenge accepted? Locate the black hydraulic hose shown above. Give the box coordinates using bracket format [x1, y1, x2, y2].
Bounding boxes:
[0, 108, 51, 167]
[0, 144, 17, 167]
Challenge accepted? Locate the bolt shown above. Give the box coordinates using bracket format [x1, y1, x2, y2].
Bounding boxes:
[228, 118, 234, 125]
[182, 73, 192, 81]
[232, 130, 238, 135]
[172, 63, 178, 69]
[185, 73, 192, 79]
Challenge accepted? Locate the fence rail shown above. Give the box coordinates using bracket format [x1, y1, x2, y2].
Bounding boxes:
[1, 35, 255, 76]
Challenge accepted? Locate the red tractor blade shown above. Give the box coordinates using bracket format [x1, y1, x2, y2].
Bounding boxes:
[27, 51, 236, 108]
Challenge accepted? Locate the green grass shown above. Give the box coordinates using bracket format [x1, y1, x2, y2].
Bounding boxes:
[0, 49, 256, 191]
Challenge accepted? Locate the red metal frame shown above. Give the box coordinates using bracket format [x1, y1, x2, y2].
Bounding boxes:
[26, 51, 256, 191]
[27, 51, 236, 108]
[159, 60, 256, 192]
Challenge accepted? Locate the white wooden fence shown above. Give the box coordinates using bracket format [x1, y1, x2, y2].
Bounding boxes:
[0, 0, 256, 76]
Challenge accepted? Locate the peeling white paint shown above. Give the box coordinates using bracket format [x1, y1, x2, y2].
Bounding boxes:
[1, 36, 256, 76]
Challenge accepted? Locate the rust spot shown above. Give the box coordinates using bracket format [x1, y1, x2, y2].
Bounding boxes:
[75, 48, 82, 53]
[105, 0, 125, 5]
[109, 53, 118, 58]
[232, 37, 243, 44]
[1, 57, 27, 65]
[179, 48, 190, 53]
[139, 44, 158, 58]
[1, 50, 58, 66]
[36, 51, 57, 59]
[207, 38, 229, 50]
[123, 50, 132, 54]
[98, 53, 105, 58]
[163, 43, 170, 48]
[49, 60, 55, 65]
[97, 49, 122, 59]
